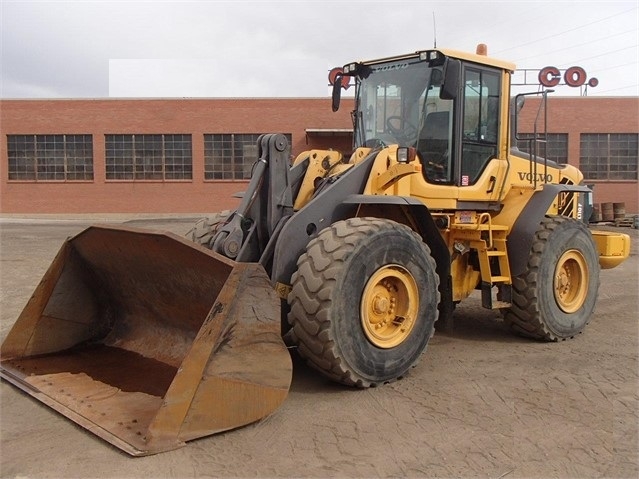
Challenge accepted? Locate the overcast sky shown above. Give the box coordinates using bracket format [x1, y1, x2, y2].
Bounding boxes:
[1, 0, 637, 99]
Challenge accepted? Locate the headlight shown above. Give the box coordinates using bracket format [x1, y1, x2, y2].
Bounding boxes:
[397, 147, 417, 164]
[343, 63, 357, 74]
[419, 51, 440, 62]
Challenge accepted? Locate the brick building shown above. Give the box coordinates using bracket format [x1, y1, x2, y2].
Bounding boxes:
[516, 96, 638, 214]
[1, 96, 637, 215]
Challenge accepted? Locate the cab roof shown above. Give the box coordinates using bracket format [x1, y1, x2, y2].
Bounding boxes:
[356, 47, 516, 73]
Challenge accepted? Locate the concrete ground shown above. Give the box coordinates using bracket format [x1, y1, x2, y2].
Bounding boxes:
[0, 217, 637, 479]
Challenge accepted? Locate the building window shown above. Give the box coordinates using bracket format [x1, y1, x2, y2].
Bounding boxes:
[580, 133, 638, 180]
[204, 133, 292, 180]
[105, 134, 192, 180]
[516, 133, 568, 164]
[7, 134, 93, 181]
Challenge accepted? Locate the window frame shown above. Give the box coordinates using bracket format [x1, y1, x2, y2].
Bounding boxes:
[7, 134, 94, 182]
[105, 133, 192, 181]
[579, 133, 638, 181]
[203, 133, 292, 181]
[516, 133, 569, 164]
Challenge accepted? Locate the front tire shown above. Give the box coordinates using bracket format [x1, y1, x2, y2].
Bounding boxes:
[287, 217, 440, 387]
[504, 216, 600, 341]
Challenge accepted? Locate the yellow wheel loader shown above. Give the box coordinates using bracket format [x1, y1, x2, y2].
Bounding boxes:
[1, 45, 630, 455]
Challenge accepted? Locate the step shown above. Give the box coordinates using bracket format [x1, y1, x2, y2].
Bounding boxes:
[491, 300, 512, 309]
[452, 223, 509, 231]
[489, 276, 511, 283]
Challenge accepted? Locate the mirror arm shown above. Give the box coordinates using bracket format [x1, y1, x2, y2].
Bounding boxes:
[332, 75, 343, 112]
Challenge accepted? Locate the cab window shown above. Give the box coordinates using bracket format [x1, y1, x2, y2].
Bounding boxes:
[417, 67, 454, 183]
[460, 68, 500, 185]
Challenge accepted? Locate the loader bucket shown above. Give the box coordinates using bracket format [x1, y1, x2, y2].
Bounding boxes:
[0, 225, 292, 456]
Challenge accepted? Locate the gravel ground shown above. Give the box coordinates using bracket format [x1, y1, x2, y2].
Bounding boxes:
[1, 218, 637, 479]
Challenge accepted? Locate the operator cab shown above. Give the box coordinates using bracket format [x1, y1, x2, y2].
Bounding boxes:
[333, 47, 509, 188]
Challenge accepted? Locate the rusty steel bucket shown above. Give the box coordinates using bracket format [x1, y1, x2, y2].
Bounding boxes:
[0, 225, 292, 456]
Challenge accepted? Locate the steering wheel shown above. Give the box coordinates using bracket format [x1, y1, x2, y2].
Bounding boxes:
[386, 116, 419, 143]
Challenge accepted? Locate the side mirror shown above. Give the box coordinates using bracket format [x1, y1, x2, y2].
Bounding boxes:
[440, 59, 461, 100]
[511, 94, 526, 145]
[332, 76, 343, 112]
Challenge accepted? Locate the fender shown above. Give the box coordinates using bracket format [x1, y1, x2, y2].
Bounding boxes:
[344, 194, 454, 324]
[342, 194, 450, 279]
[508, 183, 592, 276]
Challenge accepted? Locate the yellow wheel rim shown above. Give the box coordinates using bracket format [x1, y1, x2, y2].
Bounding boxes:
[554, 249, 589, 313]
[361, 264, 419, 349]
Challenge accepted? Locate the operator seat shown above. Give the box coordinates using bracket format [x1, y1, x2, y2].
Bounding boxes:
[417, 111, 450, 180]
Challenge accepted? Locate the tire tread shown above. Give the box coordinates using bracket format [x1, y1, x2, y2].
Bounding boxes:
[288, 217, 439, 387]
[504, 216, 597, 341]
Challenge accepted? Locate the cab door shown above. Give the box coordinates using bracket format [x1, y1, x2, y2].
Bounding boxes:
[456, 65, 508, 204]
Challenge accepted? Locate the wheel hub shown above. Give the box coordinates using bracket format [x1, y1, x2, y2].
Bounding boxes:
[372, 295, 390, 315]
[361, 265, 419, 349]
[554, 249, 589, 314]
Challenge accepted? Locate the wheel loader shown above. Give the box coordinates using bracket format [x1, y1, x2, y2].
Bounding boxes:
[1, 45, 630, 456]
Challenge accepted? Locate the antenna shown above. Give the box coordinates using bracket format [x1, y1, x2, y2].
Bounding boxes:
[432, 12, 437, 48]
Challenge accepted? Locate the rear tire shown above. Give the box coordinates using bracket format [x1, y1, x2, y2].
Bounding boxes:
[504, 216, 600, 341]
[287, 217, 440, 387]
[186, 210, 232, 249]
